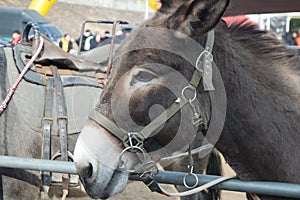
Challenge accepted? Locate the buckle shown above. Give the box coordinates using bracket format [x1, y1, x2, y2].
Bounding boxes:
[123, 132, 144, 150]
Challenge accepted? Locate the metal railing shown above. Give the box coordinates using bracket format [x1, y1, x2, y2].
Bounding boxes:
[1, 155, 300, 198]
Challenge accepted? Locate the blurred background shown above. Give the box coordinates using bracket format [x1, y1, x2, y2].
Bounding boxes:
[0, 0, 154, 52]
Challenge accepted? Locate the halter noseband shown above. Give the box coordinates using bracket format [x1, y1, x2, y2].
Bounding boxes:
[88, 29, 215, 171]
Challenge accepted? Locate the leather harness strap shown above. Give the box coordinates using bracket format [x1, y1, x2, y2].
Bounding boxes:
[89, 94, 190, 147]
[53, 66, 70, 198]
[53, 66, 68, 162]
[41, 77, 54, 194]
[89, 110, 127, 142]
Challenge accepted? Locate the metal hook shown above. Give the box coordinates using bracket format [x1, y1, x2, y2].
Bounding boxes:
[183, 173, 199, 189]
[188, 165, 194, 175]
[182, 86, 197, 103]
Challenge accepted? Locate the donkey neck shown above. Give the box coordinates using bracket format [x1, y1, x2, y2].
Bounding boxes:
[213, 23, 300, 183]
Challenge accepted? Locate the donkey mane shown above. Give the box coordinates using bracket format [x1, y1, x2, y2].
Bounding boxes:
[228, 23, 297, 63]
[214, 22, 300, 98]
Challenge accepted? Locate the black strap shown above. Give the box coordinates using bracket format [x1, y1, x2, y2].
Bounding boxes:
[140, 173, 167, 196]
[0, 175, 3, 200]
[53, 66, 68, 161]
[53, 66, 69, 192]
[41, 78, 54, 189]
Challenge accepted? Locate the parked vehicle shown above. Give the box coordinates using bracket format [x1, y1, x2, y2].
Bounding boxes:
[0, 6, 63, 43]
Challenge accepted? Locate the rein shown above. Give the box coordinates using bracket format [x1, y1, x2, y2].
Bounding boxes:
[87, 30, 232, 196]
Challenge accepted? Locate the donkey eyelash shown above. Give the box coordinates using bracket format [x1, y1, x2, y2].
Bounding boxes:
[130, 70, 158, 87]
[135, 71, 158, 82]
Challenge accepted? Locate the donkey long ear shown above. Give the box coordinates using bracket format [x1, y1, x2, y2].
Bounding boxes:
[168, 0, 230, 36]
[158, 0, 189, 14]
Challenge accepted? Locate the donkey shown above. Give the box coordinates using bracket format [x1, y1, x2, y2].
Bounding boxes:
[0, 22, 220, 200]
[74, 0, 300, 199]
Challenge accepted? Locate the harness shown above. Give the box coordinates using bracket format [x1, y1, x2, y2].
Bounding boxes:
[87, 30, 233, 196]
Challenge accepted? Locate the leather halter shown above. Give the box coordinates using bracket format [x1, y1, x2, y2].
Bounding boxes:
[88, 30, 215, 170]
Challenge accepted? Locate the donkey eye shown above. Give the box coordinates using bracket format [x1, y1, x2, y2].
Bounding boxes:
[135, 71, 157, 82]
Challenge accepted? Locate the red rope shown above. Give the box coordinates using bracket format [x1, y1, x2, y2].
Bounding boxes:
[0, 37, 44, 114]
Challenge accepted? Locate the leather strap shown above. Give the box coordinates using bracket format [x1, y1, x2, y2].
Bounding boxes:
[53, 66, 69, 194]
[139, 96, 189, 139]
[41, 78, 54, 191]
[89, 110, 127, 142]
[89, 95, 189, 146]
[200, 29, 215, 91]
[205, 29, 215, 52]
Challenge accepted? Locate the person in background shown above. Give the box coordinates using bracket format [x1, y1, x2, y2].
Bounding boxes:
[76, 29, 92, 52]
[282, 32, 296, 46]
[90, 32, 101, 49]
[59, 33, 73, 53]
[293, 32, 300, 47]
[101, 30, 111, 43]
[9, 30, 22, 45]
[83, 32, 94, 51]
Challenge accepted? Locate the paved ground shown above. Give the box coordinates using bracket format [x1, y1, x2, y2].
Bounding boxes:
[0, 1, 247, 199]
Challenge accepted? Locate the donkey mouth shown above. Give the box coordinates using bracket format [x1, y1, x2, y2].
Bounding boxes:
[75, 153, 129, 199]
[74, 132, 130, 199]
[80, 167, 129, 199]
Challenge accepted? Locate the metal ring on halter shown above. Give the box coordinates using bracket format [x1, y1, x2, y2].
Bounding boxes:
[118, 146, 146, 172]
[195, 50, 212, 72]
[182, 86, 197, 103]
[183, 173, 199, 189]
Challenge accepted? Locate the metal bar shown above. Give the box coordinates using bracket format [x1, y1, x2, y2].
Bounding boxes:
[77, 19, 128, 55]
[106, 20, 128, 76]
[0, 156, 76, 174]
[130, 171, 300, 199]
[0, 156, 300, 198]
[78, 20, 113, 55]
[78, 20, 86, 55]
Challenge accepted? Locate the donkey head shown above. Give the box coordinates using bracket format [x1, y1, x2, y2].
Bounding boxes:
[74, 0, 229, 199]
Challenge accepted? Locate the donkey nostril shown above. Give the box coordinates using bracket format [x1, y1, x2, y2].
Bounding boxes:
[86, 163, 93, 179]
[78, 162, 94, 179]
